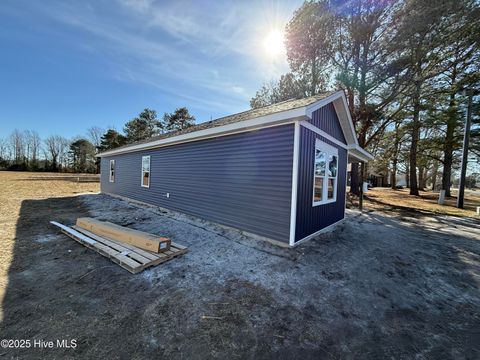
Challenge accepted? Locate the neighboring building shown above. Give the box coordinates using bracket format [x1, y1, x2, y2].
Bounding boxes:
[98, 91, 372, 247]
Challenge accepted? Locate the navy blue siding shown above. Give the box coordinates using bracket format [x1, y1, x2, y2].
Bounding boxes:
[101, 125, 294, 243]
[295, 125, 347, 242]
[308, 102, 347, 144]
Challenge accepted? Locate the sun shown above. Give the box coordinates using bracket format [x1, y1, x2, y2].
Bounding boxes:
[263, 29, 285, 57]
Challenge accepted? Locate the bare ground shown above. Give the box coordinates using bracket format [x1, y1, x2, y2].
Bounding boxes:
[364, 187, 480, 218]
[1, 172, 479, 359]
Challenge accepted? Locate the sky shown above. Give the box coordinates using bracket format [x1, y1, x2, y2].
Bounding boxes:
[0, 0, 302, 139]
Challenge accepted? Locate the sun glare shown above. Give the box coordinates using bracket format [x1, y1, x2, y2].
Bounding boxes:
[263, 29, 285, 57]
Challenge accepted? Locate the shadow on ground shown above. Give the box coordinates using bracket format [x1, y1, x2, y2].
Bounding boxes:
[1, 194, 479, 359]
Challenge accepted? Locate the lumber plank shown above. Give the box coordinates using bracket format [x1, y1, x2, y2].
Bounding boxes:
[171, 242, 187, 250]
[51, 221, 187, 274]
[111, 253, 142, 269]
[76, 217, 170, 253]
[73, 226, 167, 262]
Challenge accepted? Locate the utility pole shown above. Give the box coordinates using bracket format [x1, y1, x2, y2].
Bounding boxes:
[457, 89, 473, 209]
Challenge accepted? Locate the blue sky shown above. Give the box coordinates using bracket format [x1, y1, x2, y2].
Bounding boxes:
[0, 0, 301, 139]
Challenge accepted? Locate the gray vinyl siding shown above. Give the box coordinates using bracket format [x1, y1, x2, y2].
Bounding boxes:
[295, 107, 348, 242]
[308, 102, 347, 144]
[101, 125, 295, 243]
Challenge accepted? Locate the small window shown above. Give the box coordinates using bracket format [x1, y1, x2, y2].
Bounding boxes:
[109, 160, 115, 182]
[313, 140, 338, 206]
[141, 156, 150, 188]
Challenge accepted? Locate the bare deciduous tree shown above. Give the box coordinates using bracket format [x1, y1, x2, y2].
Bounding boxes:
[45, 135, 69, 171]
[0, 137, 9, 162]
[86, 126, 105, 150]
[24, 130, 41, 168]
[9, 129, 25, 165]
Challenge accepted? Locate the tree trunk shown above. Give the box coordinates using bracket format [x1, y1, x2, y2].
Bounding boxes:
[441, 91, 457, 197]
[391, 167, 397, 189]
[441, 64, 458, 197]
[431, 163, 438, 190]
[409, 80, 421, 196]
[418, 165, 424, 191]
[405, 163, 410, 188]
[350, 163, 360, 195]
[419, 167, 428, 190]
[391, 122, 400, 189]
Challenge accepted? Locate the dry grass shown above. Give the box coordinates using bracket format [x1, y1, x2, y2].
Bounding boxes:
[0, 171, 99, 304]
[364, 187, 480, 218]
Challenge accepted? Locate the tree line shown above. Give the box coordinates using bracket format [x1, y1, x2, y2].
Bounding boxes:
[0, 107, 195, 173]
[251, 0, 480, 196]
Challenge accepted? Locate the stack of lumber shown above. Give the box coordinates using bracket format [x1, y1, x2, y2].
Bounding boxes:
[50, 219, 187, 274]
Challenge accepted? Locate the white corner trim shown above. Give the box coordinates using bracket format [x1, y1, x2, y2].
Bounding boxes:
[292, 218, 346, 247]
[289, 122, 300, 246]
[344, 149, 349, 219]
[98, 107, 309, 157]
[299, 121, 348, 149]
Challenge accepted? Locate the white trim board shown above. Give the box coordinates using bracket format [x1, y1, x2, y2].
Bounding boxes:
[98, 90, 367, 158]
[289, 122, 300, 246]
[347, 145, 374, 162]
[292, 218, 346, 247]
[98, 109, 308, 157]
[306, 91, 358, 147]
[141, 155, 150, 188]
[312, 139, 339, 207]
[299, 121, 348, 149]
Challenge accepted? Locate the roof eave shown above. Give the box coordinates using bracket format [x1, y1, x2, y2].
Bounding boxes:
[347, 145, 374, 162]
[97, 107, 309, 157]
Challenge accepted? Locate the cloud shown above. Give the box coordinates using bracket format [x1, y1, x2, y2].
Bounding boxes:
[6, 0, 298, 117]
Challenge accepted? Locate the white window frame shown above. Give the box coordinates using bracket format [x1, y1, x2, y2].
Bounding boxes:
[141, 156, 150, 188]
[312, 139, 338, 206]
[109, 160, 115, 183]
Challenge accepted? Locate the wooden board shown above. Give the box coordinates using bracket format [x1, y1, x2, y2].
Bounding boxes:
[50, 221, 187, 274]
[76, 217, 171, 253]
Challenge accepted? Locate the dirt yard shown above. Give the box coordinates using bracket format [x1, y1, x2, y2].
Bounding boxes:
[1, 172, 479, 359]
[365, 187, 480, 218]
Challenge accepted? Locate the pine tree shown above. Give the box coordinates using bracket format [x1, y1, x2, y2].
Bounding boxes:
[163, 108, 195, 132]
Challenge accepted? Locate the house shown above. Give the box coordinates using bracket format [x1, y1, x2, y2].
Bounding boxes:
[98, 90, 373, 247]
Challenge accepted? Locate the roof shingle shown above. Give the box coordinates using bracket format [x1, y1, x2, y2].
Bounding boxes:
[103, 91, 337, 153]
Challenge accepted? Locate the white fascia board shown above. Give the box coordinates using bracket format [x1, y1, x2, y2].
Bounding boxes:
[305, 91, 344, 117]
[301, 120, 372, 162]
[98, 107, 309, 157]
[306, 90, 359, 147]
[332, 96, 359, 146]
[347, 145, 374, 162]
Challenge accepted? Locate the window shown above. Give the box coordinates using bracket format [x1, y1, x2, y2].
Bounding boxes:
[313, 140, 338, 206]
[109, 160, 115, 182]
[141, 156, 150, 188]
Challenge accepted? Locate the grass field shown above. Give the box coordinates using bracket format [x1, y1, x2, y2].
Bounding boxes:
[0, 172, 99, 303]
